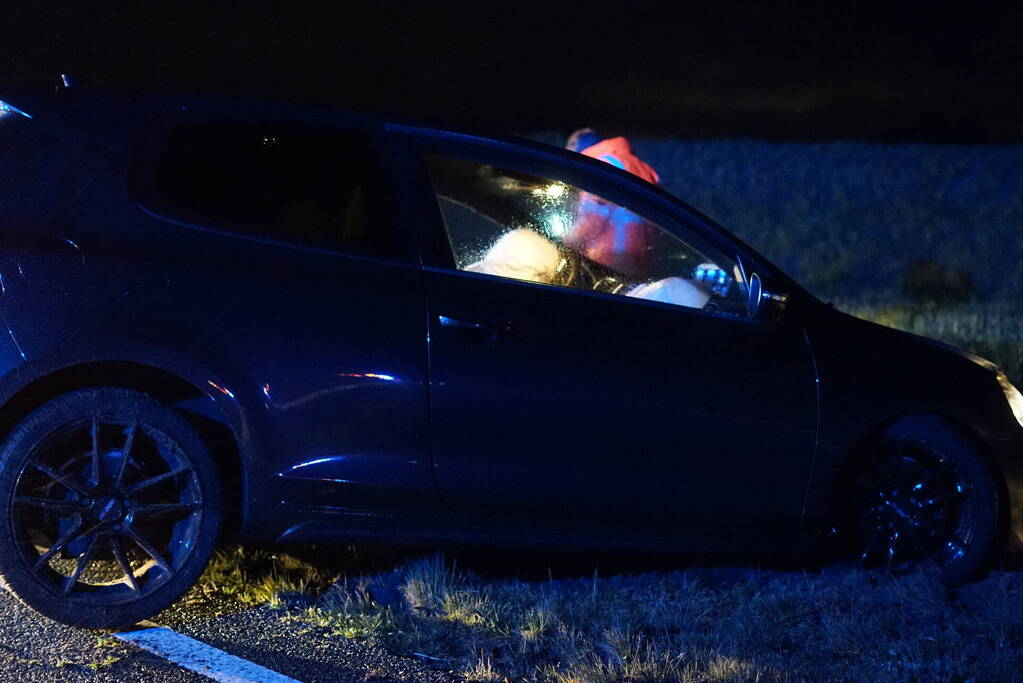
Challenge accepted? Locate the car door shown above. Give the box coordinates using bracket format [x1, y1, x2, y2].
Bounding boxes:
[110, 113, 437, 519]
[401, 131, 819, 546]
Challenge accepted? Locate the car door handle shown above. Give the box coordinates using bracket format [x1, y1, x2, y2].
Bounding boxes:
[437, 315, 513, 335]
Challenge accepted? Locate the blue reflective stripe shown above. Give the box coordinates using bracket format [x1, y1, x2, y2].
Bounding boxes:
[611, 206, 632, 254]
[598, 154, 626, 171]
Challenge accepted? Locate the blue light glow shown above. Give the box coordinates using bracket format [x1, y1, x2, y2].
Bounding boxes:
[0, 100, 31, 119]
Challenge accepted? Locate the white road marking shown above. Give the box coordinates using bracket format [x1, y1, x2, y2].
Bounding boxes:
[114, 627, 302, 683]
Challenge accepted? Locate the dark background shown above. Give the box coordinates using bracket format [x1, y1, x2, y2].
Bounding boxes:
[3, 2, 1023, 141]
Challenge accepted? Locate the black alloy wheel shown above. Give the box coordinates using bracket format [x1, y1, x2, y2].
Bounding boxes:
[0, 388, 221, 628]
[841, 416, 1000, 585]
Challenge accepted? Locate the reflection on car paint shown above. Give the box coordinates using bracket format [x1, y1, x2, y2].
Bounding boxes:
[206, 380, 235, 399]
[337, 371, 400, 382]
[260, 371, 407, 412]
[279, 453, 425, 486]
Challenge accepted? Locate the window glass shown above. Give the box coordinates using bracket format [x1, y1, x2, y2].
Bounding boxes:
[425, 154, 748, 315]
[142, 120, 403, 259]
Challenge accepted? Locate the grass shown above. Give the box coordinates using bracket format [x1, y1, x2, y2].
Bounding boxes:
[239, 552, 1022, 682]
[626, 138, 1023, 300]
[185, 545, 339, 611]
[181, 544, 413, 616]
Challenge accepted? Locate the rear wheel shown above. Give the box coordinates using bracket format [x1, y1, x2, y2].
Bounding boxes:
[0, 388, 221, 628]
[837, 416, 1000, 585]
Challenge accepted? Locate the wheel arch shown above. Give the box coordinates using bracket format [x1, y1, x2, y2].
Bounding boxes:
[821, 411, 1011, 553]
[0, 360, 247, 541]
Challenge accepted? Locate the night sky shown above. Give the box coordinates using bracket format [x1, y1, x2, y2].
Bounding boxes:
[3, 2, 1023, 141]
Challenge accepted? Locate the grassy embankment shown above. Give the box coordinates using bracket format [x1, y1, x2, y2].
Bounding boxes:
[193, 548, 1023, 681]
[192, 140, 1023, 681]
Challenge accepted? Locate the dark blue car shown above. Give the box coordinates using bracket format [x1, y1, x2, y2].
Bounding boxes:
[1, 89, 1021, 628]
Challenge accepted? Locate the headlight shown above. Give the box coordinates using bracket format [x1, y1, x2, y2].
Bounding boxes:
[996, 371, 1023, 429]
[963, 352, 1023, 429]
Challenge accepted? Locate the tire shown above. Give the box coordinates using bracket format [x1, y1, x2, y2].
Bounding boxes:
[837, 415, 1001, 585]
[0, 387, 222, 628]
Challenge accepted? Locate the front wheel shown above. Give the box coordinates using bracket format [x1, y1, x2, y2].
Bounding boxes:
[836, 416, 1001, 585]
[0, 388, 222, 628]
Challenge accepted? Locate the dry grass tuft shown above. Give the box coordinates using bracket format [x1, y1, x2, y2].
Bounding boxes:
[191, 545, 334, 610]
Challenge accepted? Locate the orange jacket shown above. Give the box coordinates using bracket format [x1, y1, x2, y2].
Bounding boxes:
[580, 137, 659, 185]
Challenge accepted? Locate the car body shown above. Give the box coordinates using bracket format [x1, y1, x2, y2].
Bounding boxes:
[0, 87, 1021, 626]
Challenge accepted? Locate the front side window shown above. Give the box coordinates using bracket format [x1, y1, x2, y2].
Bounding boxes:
[424, 154, 748, 315]
[138, 119, 406, 260]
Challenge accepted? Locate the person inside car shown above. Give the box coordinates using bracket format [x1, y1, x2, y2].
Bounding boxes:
[465, 129, 727, 310]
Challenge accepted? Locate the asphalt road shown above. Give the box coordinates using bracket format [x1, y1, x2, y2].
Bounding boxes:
[0, 588, 457, 682]
[0, 589, 203, 681]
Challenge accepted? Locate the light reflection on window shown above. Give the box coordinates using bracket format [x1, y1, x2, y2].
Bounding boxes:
[425, 154, 748, 316]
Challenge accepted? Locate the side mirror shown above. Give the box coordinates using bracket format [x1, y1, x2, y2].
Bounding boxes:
[747, 272, 763, 317]
[747, 272, 789, 320]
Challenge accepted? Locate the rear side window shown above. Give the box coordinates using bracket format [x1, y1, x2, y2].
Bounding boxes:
[135, 118, 409, 260]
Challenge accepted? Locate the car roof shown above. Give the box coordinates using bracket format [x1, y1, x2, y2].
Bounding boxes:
[1, 86, 670, 187]
[0, 86, 808, 298]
